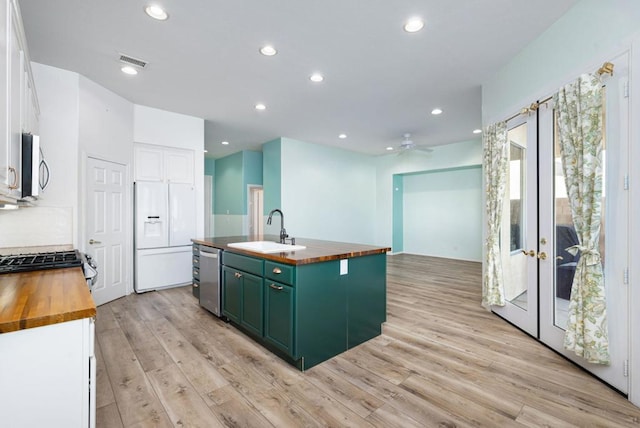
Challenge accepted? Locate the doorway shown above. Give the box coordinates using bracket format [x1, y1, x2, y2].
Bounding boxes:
[492, 54, 630, 392]
[247, 185, 264, 237]
[85, 156, 129, 306]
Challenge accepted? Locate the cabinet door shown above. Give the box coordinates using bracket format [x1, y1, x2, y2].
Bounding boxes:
[240, 272, 264, 336]
[0, 0, 8, 193]
[222, 266, 241, 323]
[164, 148, 194, 184]
[134, 145, 164, 181]
[264, 281, 294, 355]
[7, 5, 22, 196]
[347, 254, 386, 348]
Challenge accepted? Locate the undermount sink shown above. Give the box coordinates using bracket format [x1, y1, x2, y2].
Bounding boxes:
[227, 241, 306, 254]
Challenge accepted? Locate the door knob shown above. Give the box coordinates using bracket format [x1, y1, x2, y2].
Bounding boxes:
[89, 239, 102, 245]
[537, 252, 548, 260]
[521, 249, 536, 257]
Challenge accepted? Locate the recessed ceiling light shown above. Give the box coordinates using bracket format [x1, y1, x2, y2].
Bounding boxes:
[144, 5, 168, 21]
[473, 129, 482, 134]
[404, 17, 424, 33]
[204, 149, 208, 153]
[386, 146, 394, 151]
[121, 66, 138, 75]
[431, 108, 443, 115]
[338, 134, 347, 139]
[221, 141, 229, 145]
[255, 103, 266, 111]
[310, 73, 324, 83]
[260, 45, 277, 56]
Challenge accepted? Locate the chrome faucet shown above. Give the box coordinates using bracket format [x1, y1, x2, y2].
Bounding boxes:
[267, 209, 288, 243]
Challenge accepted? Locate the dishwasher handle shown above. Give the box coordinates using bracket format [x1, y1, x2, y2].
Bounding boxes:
[199, 251, 218, 259]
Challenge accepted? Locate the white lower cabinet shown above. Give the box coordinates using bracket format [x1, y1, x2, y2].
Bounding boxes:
[0, 318, 95, 428]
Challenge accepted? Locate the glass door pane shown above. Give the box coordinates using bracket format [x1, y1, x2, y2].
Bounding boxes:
[553, 125, 606, 329]
[492, 113, 538, 337]
[506, 130, 527, 309]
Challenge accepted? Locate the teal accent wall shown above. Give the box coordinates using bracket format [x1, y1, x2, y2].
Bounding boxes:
[214, 151, 243, 215]
[262, 139, 282, 215]
[392, 174, 403, 253]
[204, 158, 215, 176]
[214, 150, 263, 216]
[205, 158, 215, 212]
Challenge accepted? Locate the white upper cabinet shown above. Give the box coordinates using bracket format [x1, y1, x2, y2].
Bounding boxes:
[134, 143, 194, 184]
[0, 0, 39, 203]
[165, 147, 194, 183]
[0, 0, 9, 200]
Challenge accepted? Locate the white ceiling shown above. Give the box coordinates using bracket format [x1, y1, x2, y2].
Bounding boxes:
[19, 0, 577, 158]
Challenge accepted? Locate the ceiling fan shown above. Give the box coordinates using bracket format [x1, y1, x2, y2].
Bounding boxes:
[393, 133, 434, 155]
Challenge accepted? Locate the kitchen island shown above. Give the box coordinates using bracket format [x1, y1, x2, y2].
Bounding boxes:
[192, 235, 390, 370]
[0, 267, 96, 427]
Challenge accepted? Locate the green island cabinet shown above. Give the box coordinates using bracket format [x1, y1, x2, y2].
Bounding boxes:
[221, 251, 387, 370]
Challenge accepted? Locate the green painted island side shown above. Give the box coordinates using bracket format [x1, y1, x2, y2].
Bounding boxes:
[219, 249, 387, 371]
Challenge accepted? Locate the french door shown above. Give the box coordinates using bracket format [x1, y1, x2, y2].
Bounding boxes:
[491, 112, 539, 337]
[494, 53, 630, 392]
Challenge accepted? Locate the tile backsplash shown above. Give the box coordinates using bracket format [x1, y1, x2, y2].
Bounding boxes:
[0, 206, 73, 248]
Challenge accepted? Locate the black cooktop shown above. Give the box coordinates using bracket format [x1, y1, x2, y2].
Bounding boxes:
[0, 250, 83, 274]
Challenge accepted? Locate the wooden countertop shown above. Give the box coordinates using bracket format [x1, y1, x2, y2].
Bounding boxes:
[191, 235, 390, 266]
[0, 267, 96, 334]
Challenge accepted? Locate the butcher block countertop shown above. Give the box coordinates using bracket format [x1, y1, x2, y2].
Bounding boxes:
[0, 267, 96, 333]
[192, 235, 390, 266]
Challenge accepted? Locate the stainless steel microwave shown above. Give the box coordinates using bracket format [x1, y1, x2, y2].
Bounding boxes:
[21, 133, 50, 200]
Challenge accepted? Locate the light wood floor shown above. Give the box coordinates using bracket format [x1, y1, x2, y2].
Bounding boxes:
[96, 254, 640, 427]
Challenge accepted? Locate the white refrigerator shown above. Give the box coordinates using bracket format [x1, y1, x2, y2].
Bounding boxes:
[135, 181, 196, 292]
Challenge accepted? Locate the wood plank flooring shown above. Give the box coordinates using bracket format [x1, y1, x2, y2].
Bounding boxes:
[96, 254, 640, 427]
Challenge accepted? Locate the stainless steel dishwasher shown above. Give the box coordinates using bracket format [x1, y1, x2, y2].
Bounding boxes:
[199, 246, 222, 317]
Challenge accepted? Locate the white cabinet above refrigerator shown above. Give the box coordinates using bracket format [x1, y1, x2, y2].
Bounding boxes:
[133, 144, 194, 184]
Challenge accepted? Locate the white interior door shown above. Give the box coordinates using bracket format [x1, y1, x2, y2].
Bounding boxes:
[492, 113, 539, 337]
[538, 54, 630, 393]
[86, 157, 127, 306]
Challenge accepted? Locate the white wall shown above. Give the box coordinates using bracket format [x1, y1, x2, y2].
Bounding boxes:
[0, 65, 205, 299]
[0, 63, 79, 249]
[483, 0, 640, 124]
[274, 138, 376, 244]
[79, 76, 133, 165]
[133, 105, 205, 240]
[374, 139, 482, 249]
[403, 166, 482, 261]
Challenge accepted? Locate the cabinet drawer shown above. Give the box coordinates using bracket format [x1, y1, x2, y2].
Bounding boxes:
[192, 255, 200, 267]
[265, 261, 295, 286]
[192, 245, 200, 255]
[193, 266, 200, 280]
[223, 252, 264, 276]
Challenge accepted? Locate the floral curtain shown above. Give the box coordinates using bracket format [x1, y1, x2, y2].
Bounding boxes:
[554, 74, 609, 365]
[482, 121, 508, 309]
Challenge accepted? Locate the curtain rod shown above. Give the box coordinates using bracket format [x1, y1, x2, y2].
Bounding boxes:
[501, 61, 614, 123]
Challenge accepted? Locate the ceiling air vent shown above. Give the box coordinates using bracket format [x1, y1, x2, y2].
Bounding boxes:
[119, 54, 147, 69]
